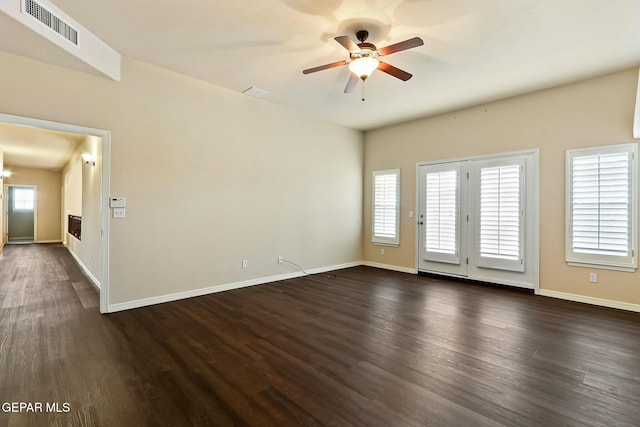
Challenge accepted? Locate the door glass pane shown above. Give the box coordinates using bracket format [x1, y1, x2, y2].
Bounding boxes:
[479, 165, 520, 260]
[425, 170, 457, 254]
[13, 188, 34, 211]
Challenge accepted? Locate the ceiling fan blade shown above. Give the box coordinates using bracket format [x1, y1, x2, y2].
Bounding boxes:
[344, 73, 359, 93]
[303, 60, 348, 74]
[334, 35, 360, 53]
[378, 62, 413, 81]
[378, 37, 424, 56]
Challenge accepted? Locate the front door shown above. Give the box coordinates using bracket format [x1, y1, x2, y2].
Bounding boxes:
[7, 186, 35, 243]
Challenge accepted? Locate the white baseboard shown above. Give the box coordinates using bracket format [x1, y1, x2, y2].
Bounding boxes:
[66, 247, 101, 291]
[361, 261, 417, 274]
[36, 240, 63, 244]
[107, 261, 362, 313]
[539, 289, 640, 313]
[99, 257, 640, 314]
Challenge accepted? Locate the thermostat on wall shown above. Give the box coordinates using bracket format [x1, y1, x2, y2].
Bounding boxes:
[110, 197, 126, 208]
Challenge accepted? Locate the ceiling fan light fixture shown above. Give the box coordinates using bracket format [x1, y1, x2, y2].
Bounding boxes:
[348, 57, 379, 80]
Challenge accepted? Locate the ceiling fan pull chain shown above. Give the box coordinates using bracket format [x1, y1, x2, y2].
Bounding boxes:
[362, 79, 365, 101]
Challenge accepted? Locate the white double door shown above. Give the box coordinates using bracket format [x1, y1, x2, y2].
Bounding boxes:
[417, 151, 538, 290]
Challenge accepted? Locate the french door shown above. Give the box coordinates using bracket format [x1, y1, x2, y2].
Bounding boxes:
[417, 151, 538, 290]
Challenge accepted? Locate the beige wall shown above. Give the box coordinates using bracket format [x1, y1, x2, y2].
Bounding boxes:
[4, 48, 635, 309]
[3, 166, 62, 242]
[0, 51, 363, 306]
[62, 136, 102, 283]
[364, 67, 640, 305]
[65, 160, 82, 216]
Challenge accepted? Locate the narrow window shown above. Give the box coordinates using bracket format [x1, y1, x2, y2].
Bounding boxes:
[372, 169, 400, 246]
[566, 144, 637, 270]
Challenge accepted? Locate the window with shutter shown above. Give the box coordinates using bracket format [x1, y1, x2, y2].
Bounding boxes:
[426, 170, 457, 254]
[477, 161, 524, 272]
[566, 144, 637, 270]
[372, 169, 400, 246]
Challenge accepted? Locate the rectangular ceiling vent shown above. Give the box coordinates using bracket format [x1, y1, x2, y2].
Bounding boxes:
[242, 87, 271, 99]
[22, 0, 78, 46]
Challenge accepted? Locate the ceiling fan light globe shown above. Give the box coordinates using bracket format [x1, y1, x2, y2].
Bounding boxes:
[349, 57, 379, 80]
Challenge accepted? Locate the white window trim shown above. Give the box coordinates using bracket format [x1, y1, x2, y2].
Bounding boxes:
[565, 143, 638, 272]
[372, 169, 400, 246]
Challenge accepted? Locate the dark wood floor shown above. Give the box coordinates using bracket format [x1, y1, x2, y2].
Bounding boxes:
[1, 244, 640, 426]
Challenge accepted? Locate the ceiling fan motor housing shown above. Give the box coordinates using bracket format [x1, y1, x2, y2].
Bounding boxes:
[352, 43, 378, 60]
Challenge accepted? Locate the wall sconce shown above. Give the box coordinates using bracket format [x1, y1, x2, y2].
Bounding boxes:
[1, 171, 11, 180]
[81, 153, 96, 166]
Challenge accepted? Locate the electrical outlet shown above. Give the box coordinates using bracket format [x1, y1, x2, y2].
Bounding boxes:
[278, 256, 284, 264]
[112, 207, 126, 218]
[589, 272, 597, 283]
[380, 248, 385, 255]
[242, 260, 248, 269]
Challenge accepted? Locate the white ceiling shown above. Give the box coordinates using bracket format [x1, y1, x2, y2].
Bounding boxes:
[0, 123, 84, 170]
[1, 0, 640, 133]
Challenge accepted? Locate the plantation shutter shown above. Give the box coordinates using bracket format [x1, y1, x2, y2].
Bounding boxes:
[425, 168, 460, 264]
[372, 169, 400, 245]
[477, 162, 524, 271]
[570, 151, 630, 257]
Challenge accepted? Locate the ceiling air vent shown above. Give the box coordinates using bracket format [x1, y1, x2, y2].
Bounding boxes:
[22, 0, 78, 45]
[242, 87, 270, 99]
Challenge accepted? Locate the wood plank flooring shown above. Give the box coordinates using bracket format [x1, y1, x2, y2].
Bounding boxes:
[1, 244, 640, 426]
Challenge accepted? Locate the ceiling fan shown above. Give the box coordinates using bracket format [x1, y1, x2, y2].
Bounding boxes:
[303, 30, 424, 96]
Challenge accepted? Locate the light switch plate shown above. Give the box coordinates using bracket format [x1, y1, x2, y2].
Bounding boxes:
[110, 197, 126, 208]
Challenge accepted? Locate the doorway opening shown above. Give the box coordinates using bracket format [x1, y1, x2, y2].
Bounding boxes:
[0, 113, 111, 313]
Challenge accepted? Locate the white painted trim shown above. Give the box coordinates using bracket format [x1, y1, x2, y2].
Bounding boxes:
[362, 261, 417, 274]
[107, 261, 362, 313]
[567, 261, 636, 272]
[634, 67, 640, 139]
[36, 240, 63, 243]
[66, 245, 100, 290]
[416, 148, 540, 168]
[539, 289, 640, 313]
